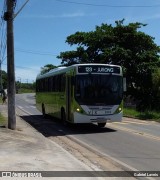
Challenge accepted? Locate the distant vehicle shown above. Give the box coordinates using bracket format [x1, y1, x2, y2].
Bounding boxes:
[36, 64, 125, 127]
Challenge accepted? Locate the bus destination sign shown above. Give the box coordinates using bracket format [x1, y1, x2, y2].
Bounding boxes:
[78, 65, 120, 74]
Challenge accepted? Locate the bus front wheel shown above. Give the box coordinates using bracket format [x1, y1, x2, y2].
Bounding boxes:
[97, 122, 106, 128]
[61, 108, 66, 125]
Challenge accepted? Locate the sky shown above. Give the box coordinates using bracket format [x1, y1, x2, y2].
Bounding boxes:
[0, 0, 160, 83]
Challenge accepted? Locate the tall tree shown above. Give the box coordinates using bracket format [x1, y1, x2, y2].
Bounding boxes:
[40, 64, 57, 74]
[57, 20, 160, 110]
[151, 68, 160, 110]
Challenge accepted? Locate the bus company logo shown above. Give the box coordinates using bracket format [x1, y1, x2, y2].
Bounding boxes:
[97, 67, 114, 73]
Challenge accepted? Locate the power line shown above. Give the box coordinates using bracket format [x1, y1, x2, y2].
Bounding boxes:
[55, 0, 160, 8]
[15, 48, 58, 56]
[2, 62, 39, 71]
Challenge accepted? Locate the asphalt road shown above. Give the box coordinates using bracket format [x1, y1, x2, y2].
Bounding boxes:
[16, 93, 160, 172]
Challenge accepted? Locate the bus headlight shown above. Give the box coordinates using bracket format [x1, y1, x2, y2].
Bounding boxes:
[119, 107, 122, 111]
[114, 106, 123, 114]
[76, 108, 80, 112]
[76, 107, 85, 114]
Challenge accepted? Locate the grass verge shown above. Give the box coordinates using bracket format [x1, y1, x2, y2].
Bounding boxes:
[0, 96, 7, 127]
[17, 88, 35, 93]
[124, 108, 160, 122]
[0, 113, 7, 127]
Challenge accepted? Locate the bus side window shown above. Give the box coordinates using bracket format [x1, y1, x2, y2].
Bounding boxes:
[52, 77, 55, 92]
[61, 74, 65, 92]
[71, 76, 75, 86]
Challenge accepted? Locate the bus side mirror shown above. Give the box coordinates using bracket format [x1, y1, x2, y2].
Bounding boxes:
[123, 77, 127, 92]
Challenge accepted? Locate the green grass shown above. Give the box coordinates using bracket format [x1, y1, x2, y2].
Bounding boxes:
[17, 88, 35, 93]
[0, 113, 7, 127]
[0, 96, 7, 127]
[124, 108, 160, 122]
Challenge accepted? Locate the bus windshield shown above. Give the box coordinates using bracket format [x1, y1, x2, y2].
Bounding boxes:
[75, 74, 123, 105]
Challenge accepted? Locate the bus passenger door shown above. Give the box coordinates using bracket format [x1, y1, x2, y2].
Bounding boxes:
[66, 76, 71, 122]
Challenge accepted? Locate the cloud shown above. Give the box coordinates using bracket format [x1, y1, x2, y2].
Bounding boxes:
[21, 12, 92, 19]
[60, 12, 85, 18]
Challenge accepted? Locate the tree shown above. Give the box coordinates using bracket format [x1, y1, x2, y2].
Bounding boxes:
[0, 70, 7, 89]
[151, 68, 160, 110]
[57, 19, 160, 110]
[40, 64, 57, 74]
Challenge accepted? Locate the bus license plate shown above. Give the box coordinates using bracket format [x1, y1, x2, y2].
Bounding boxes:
[89, 110, 111, 115]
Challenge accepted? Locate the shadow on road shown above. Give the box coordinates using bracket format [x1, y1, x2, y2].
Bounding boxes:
[20, 114, 116, 137]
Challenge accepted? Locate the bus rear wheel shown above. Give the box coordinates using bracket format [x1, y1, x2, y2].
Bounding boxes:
[97, 122, 106, 128]
[42, 103, 46, 117]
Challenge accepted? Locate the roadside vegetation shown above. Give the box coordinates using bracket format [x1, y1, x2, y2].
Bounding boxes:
[0, 97, 7, 126]
[0, 112, 7, 127]
[16, 82, 35, 94]
[17, 88, 35, 93]
[124, 107, 160, 122]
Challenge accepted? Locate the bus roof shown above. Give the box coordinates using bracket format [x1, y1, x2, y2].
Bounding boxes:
[36, 63, 122, 80]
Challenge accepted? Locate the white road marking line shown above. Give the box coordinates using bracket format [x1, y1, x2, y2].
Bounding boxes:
[17, 105, 24, 109]
[30, 106, 36, 109]
[16, 105, 33, 115]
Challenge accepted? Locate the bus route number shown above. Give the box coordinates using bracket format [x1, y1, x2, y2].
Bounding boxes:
[86, 67, 93, 73]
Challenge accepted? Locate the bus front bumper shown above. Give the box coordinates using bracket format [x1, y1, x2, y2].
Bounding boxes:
[73, 112, 123, 124]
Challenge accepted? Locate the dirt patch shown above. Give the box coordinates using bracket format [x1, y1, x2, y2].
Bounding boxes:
[49, 135, 130, 172]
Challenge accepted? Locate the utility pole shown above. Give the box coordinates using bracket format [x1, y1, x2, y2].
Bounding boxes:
[4, 0, 16, 130]
[3, 0, 29, 130]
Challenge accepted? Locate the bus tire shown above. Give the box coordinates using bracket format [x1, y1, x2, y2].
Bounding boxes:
[42, 103, 46, 118]
[97, 122, 106, 128]
[61, 108, 66, 125]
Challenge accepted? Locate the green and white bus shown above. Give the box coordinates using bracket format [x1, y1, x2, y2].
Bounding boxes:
[36, 64, 124, 127]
